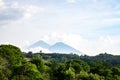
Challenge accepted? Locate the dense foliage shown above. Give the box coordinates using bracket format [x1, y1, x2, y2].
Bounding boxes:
[1, 44, 120, 80]
[25, 52, 120, 66]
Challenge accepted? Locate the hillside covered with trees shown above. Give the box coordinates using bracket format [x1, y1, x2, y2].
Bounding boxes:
[1, 44, 120, 80]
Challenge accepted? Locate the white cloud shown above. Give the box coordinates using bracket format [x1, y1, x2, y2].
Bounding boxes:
[61, 0, 120, 30]
[0, 0, 44, 26]
[22, 5, 44, 19]
[26, 47, 52, 53]
[0, 0, 5, 8]
[45, 1, 120, 33]
[0, 0, 120, 56]
[66, 0, 77, 3]
[41, 32, 120, 56]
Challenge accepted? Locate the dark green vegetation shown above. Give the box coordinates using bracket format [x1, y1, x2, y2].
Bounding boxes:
[1, 44, 120, 80]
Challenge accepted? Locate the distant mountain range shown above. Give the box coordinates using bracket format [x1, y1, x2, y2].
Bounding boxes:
[29, 40, 50, 49]
[28, 40, 83, 55]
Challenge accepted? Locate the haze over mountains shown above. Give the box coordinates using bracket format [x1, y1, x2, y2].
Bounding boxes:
[29, 40, 50, 49]
[28, 40, 83, 55]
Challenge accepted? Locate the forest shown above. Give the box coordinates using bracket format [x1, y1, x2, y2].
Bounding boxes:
[0, 44, 120, 80]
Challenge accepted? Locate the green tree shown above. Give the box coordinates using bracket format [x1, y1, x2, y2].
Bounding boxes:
[0, 44, 24, 67]
[112, 67, 120, 76]
[11, 62, 43, 80]
[49, 59, 64, 80]
[0, 56, 9, 80]
[0, 44, 25, 79]
[31, 56, 45, 73]
[76, 71, 101, 80]
[66, 60, 90, 74]
[89, 59, 105, 75]
[76, 71, 89, 80]
[65, 67, 75, 80]
[88, 73, 100, 80]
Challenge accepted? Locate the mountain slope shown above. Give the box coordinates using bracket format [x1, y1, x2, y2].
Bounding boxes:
[28, 40, 83, 55]
[49, 42, 82, 54]
[28, 40, 50, 49]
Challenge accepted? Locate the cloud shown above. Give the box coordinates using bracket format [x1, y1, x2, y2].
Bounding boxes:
[0, 0, 44, 26]
[25, 47, 52, 53]
[66, 0, 77, 3]
[0, 0, 5, 8]
[41, 32, 120, 55]
[22, 5, 44, 19]
[42, 0, 120, 34]
[0, 0, 120, 56]
[62, 0, 120, 29]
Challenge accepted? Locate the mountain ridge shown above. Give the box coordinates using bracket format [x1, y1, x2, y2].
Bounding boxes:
[49, 42, 81, 54]
[28, 40, 50, 49]
[28, 40, 83, 55]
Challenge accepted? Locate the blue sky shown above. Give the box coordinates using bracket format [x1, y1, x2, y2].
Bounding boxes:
[0, 0, 120, 55]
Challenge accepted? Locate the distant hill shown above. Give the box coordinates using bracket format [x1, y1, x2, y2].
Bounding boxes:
[28, 40, 83, 55]
[28, 40, 50, 49]
[49, 42, 82, 54]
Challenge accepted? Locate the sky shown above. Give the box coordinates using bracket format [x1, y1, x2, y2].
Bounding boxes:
[0, 0, 120, 55]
